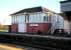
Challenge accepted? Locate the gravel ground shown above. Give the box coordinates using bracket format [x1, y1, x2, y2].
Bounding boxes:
[0, 43, 43, 50]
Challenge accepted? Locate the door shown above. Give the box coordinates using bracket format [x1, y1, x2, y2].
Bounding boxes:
[18, 23, 26, 32]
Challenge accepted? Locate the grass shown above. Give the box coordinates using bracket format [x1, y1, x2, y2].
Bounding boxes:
[0, 30, 8, 32]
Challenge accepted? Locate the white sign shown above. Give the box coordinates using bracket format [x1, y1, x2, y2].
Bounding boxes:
[29, 24, 38, 26]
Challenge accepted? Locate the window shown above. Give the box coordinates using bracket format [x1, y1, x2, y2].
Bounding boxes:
[12, 16, 15, 24]
[14, 16, 17, 23]
[16, 16, 18, 23]
[25, 14, 29, 22]
[44, 16, 48, 22]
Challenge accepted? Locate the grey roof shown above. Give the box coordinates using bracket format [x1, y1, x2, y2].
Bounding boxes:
[11, 7, 43, 15]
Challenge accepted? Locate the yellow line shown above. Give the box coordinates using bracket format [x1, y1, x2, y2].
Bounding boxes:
[0, 44, 24, 50]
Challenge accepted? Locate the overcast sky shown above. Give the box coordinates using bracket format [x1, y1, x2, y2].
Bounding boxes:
[0, 0, 64, 25]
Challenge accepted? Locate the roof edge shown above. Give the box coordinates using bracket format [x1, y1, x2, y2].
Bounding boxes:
[60, 0, 71, 3]
[10, 6, 43, 15]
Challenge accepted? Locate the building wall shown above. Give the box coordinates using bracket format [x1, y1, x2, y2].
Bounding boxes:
[11, 24, 18, 32]
[63, 20, 70, 32]
[11, 12, 50, 33]
[61, 1, 71, 32]
[51, 14, 64, 29]
[27, 23, 51, 34]
[61, 1, 71, 12]
[11, 12, 64, 33]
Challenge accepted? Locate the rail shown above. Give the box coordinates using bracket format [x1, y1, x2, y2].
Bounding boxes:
[0, 32, 71, 50]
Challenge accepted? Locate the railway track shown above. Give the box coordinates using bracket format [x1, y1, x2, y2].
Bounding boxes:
[0, 33, 71, 50]
[0, 41, 62, 50]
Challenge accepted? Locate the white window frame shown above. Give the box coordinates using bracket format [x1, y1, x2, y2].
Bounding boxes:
[44, 16, 48, 22]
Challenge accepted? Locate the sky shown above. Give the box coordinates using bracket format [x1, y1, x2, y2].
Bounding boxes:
[0, 0, 64, 25]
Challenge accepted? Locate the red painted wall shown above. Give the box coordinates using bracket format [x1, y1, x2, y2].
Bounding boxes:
[11, 23, 51, 34]
[11, 24, 18, 32]
[27, 23, 51, 34]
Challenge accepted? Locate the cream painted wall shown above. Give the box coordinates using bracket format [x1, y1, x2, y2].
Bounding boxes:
[64, 20, 70, 32]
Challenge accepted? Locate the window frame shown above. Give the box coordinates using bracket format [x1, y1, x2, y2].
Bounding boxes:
[44, 16, 48, 22]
